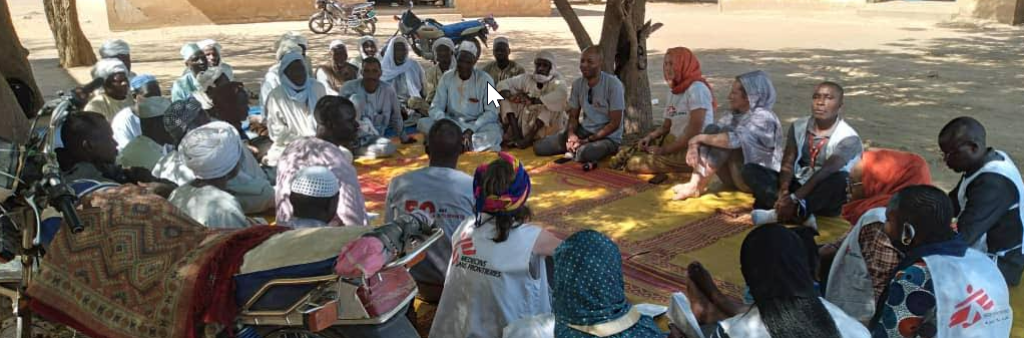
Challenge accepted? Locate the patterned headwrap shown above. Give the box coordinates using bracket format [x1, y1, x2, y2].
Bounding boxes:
[163, 96, 208, 145]
[473, 152, 531, 215]
[553, 230, 665, 337]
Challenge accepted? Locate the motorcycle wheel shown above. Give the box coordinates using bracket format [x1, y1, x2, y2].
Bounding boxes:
[410, 38, 426, 59]
[353, 21, 376, 36]
[308, 11, 334, 35]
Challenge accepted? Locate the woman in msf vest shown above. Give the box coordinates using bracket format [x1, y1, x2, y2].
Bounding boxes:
[429, 152, 562, 338]
[870, 185, 1012, 338]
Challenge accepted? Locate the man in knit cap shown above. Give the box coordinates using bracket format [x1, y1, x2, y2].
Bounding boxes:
[281, 166, 341, 228]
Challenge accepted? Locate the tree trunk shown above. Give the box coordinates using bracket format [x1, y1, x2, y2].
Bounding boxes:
[0, 1, 44, 114]
[553, 0, 594, 51]
[555, 0, 661, 137]
[43, 0, 95, 68]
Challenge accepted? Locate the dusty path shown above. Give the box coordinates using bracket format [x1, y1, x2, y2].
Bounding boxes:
[10, 0, 1024, 188]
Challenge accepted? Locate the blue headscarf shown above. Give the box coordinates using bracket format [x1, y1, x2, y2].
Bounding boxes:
[553, 230, 665, 338]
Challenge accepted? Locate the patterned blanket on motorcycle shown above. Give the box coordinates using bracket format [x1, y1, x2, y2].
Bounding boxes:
[25, 185, 287, 338]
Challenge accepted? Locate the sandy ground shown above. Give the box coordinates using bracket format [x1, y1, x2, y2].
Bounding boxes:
[9, 0, 1024, 189]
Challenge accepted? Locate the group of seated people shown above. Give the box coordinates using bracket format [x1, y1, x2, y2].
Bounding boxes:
[51, 33, 1021, 338]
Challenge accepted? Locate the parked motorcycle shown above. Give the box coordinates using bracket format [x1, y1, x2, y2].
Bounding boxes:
[308, 0, 378, 36]
[0, 81, 443, 338]
[392, 2, 498, 62]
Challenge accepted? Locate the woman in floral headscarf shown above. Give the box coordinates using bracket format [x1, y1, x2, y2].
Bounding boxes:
[430, 152, 562, 338]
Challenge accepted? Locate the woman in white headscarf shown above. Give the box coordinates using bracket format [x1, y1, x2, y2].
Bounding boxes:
[352, 35, 378, 70]
[168, 121, 253, 229]
[381, 36, 425, 108]
[197, 39, 235, 80]
[85, 58, 134, 121]
[263, 52, 327, 166]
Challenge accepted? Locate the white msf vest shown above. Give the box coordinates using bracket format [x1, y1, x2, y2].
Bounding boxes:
[429, 218, 551, 338]
[955, 150, 1024, 257]
[923, 248, 1013, 338]
[793, 117, 860, 184]
[825, 207, 887, 324]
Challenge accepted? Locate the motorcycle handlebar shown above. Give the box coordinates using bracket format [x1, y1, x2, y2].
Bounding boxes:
[54, 194, 83, 234]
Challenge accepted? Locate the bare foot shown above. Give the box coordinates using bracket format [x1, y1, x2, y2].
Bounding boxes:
[671, 183, 702, 201]
[688, 262, 744, 316]
[685, 272, 727, 324]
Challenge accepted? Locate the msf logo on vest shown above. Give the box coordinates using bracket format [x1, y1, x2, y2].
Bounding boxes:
[948, 284, 996, 329]
[452, 232, 477, 264]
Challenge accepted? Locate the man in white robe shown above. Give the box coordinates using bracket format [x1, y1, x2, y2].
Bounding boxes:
[170, 43, 210, 102]
[418, 41, 502, 152]
[85, 58, 134, 121]
[497, 50, 569, 149]
[169, 121, 253, 229]
[111, 74, 159, 150]
[117, 93, 173, 171]
[263, 52, 327, 166]
[261, 32, 309, 108]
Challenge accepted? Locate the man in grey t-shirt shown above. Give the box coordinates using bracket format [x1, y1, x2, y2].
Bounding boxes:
[534, 46, 624, 167]
[384, 119, 473, 303]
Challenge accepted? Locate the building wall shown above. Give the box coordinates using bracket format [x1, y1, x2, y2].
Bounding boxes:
[958, 0, 1024, 24]
[106, 0, 547, 31]
[720, 0, 869, 11]
[454, 0, 550, 17]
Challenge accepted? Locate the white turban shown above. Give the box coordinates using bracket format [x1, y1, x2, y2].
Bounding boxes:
[494, 36, 509, 47]
[192, 65, 228, 109]
[99, 39, 130, 58]
[291, 166, 340, 198]
[275, 32, 308, 51]
[457, 40, 479, 58]
[91, 58, 128, 80]
[197, 39, 222, 55]
[276, 40, 304, 61]
[180, 43, 202, 61]
[432, 38, 456, 70]
[329, 40, 346, 51]
[535, 50, 556, 65]
[136, 96, 171, 119]
[180, 121, 243, 180]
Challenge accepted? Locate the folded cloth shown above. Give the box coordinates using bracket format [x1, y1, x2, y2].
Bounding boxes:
[335, 236, 387, 278]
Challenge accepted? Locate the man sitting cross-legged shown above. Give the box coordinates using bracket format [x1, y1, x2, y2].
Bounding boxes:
[497, 50, 569, 149]
[417, 41, 502, 152]
[533, 46, 624, 170]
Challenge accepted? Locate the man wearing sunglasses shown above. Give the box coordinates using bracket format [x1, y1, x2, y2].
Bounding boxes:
[939, 116, 1023, 286]
[534, 46, 624, 170]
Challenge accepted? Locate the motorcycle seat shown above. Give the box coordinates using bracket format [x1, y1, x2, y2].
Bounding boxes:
[441, 20, 484, 38]
[416, 26, 445, 40]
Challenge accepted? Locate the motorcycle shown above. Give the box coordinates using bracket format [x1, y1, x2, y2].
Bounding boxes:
[0, 81, 443, 338]
[308, 0, 378, 36]
[392, 1, 498, 62]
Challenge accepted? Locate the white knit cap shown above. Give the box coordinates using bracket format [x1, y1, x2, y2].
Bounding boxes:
[180, 43, 202, 61]
[494, 36, 509, 47]
[291, 166, 340, 198]
[457, 40, 479, 58]
[91, 58, 128, 80]
[136, 96, 171, 119]
[99, 39, 130, 58]
[180, 121, 242, 180]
